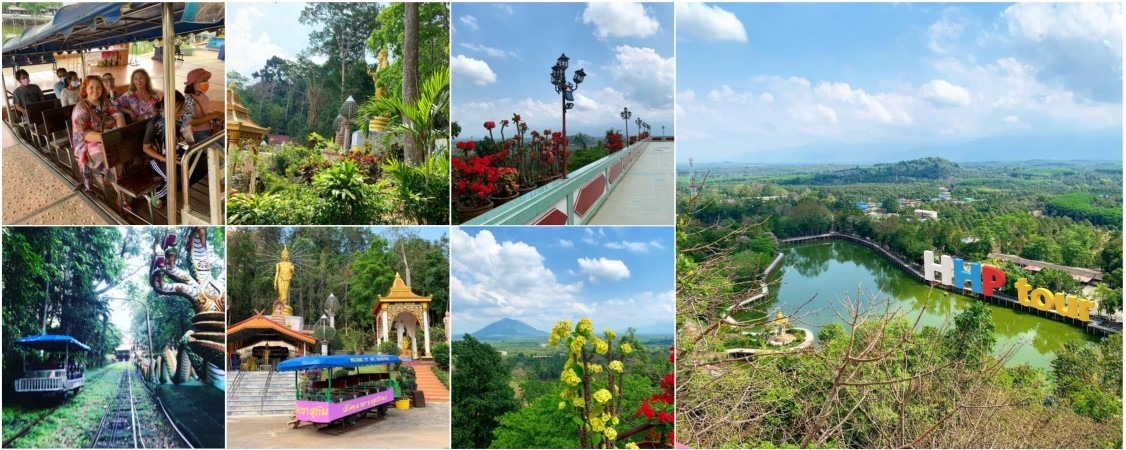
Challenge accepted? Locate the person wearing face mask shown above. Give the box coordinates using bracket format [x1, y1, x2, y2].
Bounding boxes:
[143, 91, 206, 209]
[12, 69, 45, 125]
[52, 68, 68, 98]
[183, 68, 221, 143]
[60, 71, 81, 106]
[116, 68, 163, 123]
[71, 75, 125, 192]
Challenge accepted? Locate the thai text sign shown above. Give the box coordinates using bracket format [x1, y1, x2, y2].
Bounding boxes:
[294, 388, 395, 423]
[923, 251, 1095, 322]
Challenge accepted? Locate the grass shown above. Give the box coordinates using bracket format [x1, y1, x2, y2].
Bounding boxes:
[129, 371, 183, 448]
[5, 363, 126, 448]
[431, 365, 449, 390]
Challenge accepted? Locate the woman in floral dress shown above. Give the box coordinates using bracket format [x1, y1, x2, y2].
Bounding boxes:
[71, 75, 126, 191]
[116, 68, 162, 123]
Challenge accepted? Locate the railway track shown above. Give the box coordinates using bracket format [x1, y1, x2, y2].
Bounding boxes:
[91, 369, 140, 448]
[1, 366, 115, 448]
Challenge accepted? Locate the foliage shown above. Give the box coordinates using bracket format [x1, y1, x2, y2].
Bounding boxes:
[312, 160, 377, 224]
[1051, 335, 1123, 423]
[432, 364, 449, 390]
[365, 2, 449, 102]
[363, 67, 450, 164]
[603, 129, 624, 153]
[381, 151, 450, 224]
[1046, 192, 1122, 227]
[452, 335, 519, 449]
[432, 341, 450, 372]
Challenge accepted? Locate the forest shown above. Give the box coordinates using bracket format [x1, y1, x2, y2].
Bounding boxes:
[2, 227, 225, 394]
[225, 227, 449, 353]
[453, 330, 674, 449]
[227, 3, 450, 225]
[675, 158, 1124, 448]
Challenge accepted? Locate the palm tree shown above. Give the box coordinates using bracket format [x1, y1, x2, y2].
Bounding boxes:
[361, 67, 449, 161]
[402, 2, 420, 164]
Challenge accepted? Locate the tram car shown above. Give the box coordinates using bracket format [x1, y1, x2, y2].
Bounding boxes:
[13, 334, 91, 397]
[276, 354, 401, 431]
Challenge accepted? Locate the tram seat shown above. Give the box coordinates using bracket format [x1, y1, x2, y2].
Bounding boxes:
[41, 105, 76, 178]
[103, 119, 161, 223]
[329, 378, 357, 402]
[25, 99, 60, 152]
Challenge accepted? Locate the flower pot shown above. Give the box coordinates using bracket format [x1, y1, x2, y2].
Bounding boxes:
[492, 192, 518, 206]
[394, 398, 410, 410]
[457, 201, 494, 223]
[518, 185, 537, 196]
[535, 177, 552, 187]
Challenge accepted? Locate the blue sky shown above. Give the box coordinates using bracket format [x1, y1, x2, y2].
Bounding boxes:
[676, 3, 1123, 163]
[451, 226, 675, 335]
[451, 2, 675, 140]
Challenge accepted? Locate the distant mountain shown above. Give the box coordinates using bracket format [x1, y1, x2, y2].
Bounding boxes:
[472, 318, 548, 339]
[787, 157, 963, 185]
[692, 129, 1124, 164]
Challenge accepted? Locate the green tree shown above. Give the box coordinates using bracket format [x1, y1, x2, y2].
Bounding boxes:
[299, 2, 383, 97]
[452, 335, 519, 449]
[944, 302, 996, 366]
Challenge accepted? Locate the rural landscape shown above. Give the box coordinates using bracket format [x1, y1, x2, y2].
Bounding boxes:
[675, 3, 1122, 449]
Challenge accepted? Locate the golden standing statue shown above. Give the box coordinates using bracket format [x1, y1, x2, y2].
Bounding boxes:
[367, 48, 391, 132]
[274, 245, 295, 316]
[400, 335, 411, 358]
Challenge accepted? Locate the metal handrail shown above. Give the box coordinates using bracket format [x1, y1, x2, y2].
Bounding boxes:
[179, 131, 224, 224]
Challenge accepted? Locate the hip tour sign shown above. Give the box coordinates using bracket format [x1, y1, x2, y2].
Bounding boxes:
[923, 251, 1095, 322]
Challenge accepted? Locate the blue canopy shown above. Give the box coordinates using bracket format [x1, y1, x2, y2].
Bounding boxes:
[3, 2, 225, 68]
[15, 335, 92, 352]
[276, 354, 401, 372]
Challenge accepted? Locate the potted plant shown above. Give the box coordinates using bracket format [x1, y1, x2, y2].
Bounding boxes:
[452, 153, 498, 222]
[491, 166, 520, 206]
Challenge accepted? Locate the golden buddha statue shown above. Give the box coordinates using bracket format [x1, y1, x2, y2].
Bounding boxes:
[273, 245, 295, 316]
[400, 335, 411, 358]
[367, 48, 391, 132]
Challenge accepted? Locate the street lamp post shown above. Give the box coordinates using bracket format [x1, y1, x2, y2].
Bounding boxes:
[635, 118, 643, 144]
[620, 107, 632, 147]
[662, 125, 665, 138]
[552, 54, 585, 179]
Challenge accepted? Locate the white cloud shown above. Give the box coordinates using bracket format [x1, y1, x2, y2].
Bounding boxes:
[582, 2, 660, 40]
[927, 8, 966, 53]
[1003, 115, 1020, 124]
[1003, 3, 1122, 51]
[558, 239, 574, 248]
[919, 79, 972, 107]
[227, 6, 289, 76]
[676, 2, 748, 42]
[459, 43, 519, 60]
[609, 45, 675, 109]
[451, 55, 497, 86]
[577, 257, 631, 283]
[451, 228, 583, 315]
[459, 15, 479, 30]
[604, 240, 665, 253]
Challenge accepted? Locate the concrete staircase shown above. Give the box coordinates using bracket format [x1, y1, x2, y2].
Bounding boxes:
[226, 370, 296, 416]
[411, 361, 449, 403]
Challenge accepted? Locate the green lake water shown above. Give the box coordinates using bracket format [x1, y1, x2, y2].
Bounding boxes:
[737, 240, 1096, 369]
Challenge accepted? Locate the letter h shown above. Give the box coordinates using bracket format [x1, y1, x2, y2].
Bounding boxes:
[952, 258, 982, 294]
[923, 251, 953, 286]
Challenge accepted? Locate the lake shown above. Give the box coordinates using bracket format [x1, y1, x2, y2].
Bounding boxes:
[736, 240, 1097, 369]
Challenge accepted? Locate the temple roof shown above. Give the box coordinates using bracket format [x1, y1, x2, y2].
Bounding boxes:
[226, 82, 269, 144]
[227, 312, 316, 345]
[373, 273, 431, 315]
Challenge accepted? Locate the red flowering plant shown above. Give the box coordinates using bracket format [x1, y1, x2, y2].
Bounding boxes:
[604, 129, 625, 153]
[635, 347, 675, 447]
[455, 140, 476, 158]
[452, 153, 499, 209]
[494, 166, 520, 198]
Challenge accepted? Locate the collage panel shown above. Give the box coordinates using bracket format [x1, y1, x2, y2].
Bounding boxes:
[450, 226, 675, 448]
[450, 2, 675, 226]
[224, 226, 450, 448]
[2, 226, 226, 449]
[224, 2, 451, 226]
[2, 2, 226, 226]
[675, 3, 1123, 449]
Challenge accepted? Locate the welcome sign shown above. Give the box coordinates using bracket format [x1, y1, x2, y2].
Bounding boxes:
[923, 251, 1095, 322]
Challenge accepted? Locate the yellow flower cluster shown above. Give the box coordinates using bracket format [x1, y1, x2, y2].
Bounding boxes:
[570, 335, 587, 356]
[586, 363, 603, 374]
[558, 401, 566, 410]
[620, 343, 633, 354]
[561, 369, 582, 386]
[604, 329, 617, 340]
[625, 443, 640, 449]
[572, 397, 585, 408]
[576, 318, 594, 336]
[604, 427, 618, 441]
[608, 360, 624, 372]
[612, 416, 620, 426]
[592, 336, 609, 355]
[549, 320, 572, 346]
[589, 415, 605, 432]
[593, 388, 612, 404]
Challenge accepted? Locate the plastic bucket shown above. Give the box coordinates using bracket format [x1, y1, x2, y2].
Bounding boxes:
[394, 398, 410, 410]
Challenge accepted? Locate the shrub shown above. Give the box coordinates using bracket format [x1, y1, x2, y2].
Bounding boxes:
[432, 341, 450, 372]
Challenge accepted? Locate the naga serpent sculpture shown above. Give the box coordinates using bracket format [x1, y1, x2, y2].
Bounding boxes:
[148, 227, 226, 390]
